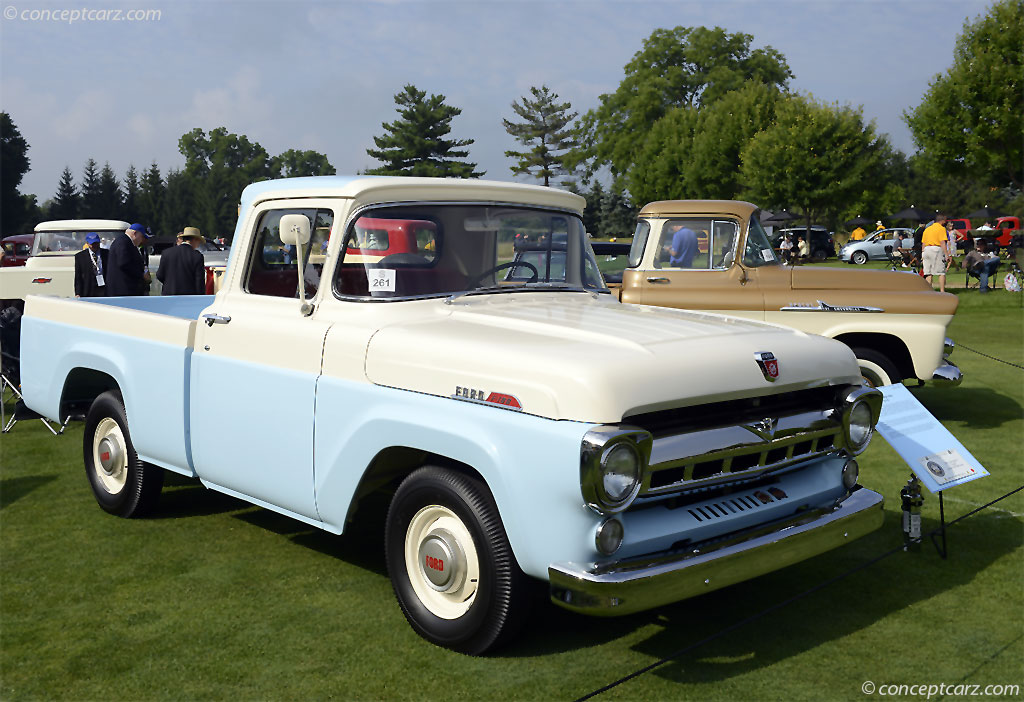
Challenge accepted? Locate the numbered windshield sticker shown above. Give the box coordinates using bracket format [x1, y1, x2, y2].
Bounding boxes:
[369, 268, 396, 292]
[761, 249, 775, 262]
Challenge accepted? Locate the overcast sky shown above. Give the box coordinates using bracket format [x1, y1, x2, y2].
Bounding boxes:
[0, 0, 992, 202]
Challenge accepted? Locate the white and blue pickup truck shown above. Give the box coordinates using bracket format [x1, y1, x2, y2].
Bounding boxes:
[20, 176, 885, 654]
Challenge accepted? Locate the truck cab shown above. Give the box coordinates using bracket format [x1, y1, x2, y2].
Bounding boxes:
[607, 200, 961, 388]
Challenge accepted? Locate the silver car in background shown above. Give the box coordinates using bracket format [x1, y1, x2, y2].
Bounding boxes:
[839, 228, 914, 265]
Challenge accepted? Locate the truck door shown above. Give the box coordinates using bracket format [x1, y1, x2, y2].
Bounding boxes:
[630, 217, 767, 320]
[189, 204, 335, 521]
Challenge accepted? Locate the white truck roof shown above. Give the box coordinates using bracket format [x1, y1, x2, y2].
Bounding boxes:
[35, 219, 131, 232]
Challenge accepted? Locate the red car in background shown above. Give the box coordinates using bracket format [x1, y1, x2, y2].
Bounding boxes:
[994, 216, 1020, 249]
[1, 234, 33, 267]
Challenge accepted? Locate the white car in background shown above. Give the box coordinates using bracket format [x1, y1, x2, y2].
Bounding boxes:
[0, 220, 130, 313]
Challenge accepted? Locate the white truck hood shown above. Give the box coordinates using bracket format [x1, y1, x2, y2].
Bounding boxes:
[364, 293, 862, 424]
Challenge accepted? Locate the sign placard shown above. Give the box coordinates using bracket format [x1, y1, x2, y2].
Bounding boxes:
[368, 268, 396, 293]
[876, 383, 988, 493]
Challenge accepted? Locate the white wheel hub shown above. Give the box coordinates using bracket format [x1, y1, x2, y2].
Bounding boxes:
[92, 417, 128, 494]
[405, 505, 479, 619]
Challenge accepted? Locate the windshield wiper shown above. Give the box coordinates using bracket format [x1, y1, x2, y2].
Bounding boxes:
[445, 283, 593, 304]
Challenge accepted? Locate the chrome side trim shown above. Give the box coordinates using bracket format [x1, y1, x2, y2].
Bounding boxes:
[548, 488, 884, 616]
[780, 300, 885, 313]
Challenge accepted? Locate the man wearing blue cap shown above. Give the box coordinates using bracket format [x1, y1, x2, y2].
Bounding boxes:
[74, 232, 109, 297]
[106, 223, 152, 296]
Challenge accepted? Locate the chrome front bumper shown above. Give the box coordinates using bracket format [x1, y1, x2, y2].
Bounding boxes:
[548, 487, 884, 616]
[932, 360, 963, 386]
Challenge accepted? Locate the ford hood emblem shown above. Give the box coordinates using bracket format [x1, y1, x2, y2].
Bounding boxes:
[754, 351, 779, 382]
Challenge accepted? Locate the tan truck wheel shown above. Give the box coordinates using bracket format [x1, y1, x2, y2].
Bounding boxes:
[853, 347, 900, 387]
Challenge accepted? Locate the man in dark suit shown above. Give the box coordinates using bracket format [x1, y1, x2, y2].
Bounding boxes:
[74, 232, 109, 297]
[157, 227, 206, 295]
[106, 223, 151, 296]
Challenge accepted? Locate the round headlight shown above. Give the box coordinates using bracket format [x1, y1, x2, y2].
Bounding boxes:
[842, 458, 859, 490]
[601, 443, 640, 504]
[848, 400, 873, 450]
[595, 517, 624, 556]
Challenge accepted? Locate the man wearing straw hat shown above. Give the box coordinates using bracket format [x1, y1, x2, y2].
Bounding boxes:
[157, 226, 206, 295]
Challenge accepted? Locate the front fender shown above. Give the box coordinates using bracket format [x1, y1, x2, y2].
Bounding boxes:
[312, 377, 601, 579]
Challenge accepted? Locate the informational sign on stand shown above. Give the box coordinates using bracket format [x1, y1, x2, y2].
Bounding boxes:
[876, 384, 989, 493]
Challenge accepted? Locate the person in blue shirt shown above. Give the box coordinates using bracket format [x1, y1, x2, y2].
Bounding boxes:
[668, 224, 698, 268]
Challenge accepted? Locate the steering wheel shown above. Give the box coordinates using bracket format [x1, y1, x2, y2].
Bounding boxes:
[468, 260, 538, 288]
[377, 253, 431, 266]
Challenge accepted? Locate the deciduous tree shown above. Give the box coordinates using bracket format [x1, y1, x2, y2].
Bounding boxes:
[366, 84, 483, 178]
[570, 26, 791, 182]
[1, 112, 31, 234]
[273, 149, 336, 178]
[503, 85, 578, 186]
[740, 96, 891, 233]
[178, 127, 275, 238]
[904, 0, 1023, 189]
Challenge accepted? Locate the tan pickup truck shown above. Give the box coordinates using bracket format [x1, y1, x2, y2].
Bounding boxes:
[599, 200, 962, 387]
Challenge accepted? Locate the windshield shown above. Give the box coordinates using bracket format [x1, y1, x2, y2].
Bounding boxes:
[743, 216, 780, 268]
[333, 204, 605, 299]
[32, 230, 120, 254]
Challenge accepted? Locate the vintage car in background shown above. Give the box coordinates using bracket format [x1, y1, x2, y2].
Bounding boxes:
[599, 200, 960, 388]
[1, 234, 33, 267]
[838, 228, 915, 264]
[0, 220, 129, 315]
[19, 176, 885, 654]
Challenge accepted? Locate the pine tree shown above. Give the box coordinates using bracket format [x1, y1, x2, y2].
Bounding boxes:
[98, 162, 123, 216]
[138, 162, 164, 229]
[366, 84, 483, 178]
[583, 180, 607, 236]
[161, 168, 193, 237]
[51, 167, 79, 220]
[599, 189, 637, 238]
[503, 85, 578, 186]
[122, 165, 141, 223]
[79, 159, 102, 217]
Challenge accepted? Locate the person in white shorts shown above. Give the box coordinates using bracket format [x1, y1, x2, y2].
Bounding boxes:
[920, 215, 950, 293]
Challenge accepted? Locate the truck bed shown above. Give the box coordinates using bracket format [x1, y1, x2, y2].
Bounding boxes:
[20, 295, 213, 476]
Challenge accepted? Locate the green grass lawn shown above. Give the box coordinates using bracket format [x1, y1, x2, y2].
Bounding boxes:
[2, 292, 1021, 700]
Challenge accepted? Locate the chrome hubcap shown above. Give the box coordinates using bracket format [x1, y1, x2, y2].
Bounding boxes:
[92, 417, 128, 494]
[418, 529, 464, 591]
[97, 437, 121, 476]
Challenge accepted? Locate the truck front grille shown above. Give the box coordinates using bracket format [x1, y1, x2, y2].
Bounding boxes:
[625, 390, 846, 502]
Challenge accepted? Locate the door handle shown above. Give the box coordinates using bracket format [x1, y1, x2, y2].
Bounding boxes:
[646, 277, 670, 284]
[202, 313, 231, 327]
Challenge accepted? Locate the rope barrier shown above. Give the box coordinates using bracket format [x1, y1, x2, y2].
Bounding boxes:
[956, 343, 1024, 370]
[575, 484, 1024, 702]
